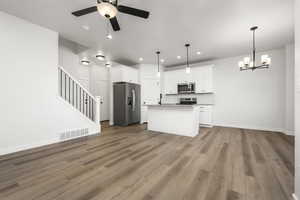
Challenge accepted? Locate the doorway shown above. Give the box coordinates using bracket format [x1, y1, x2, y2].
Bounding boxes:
[96, 80, 109, 121]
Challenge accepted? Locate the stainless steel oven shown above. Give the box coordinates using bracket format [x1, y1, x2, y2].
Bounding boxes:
[177, 83, 195, 94]
[179, 98, 197, 105]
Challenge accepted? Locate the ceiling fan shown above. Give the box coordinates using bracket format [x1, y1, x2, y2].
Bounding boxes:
[72, 0, 150, 31]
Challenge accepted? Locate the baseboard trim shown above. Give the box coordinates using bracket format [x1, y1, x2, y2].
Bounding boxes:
[284, 130, 295, 136]
[200, 124, 214, 128]
[212, 123, 285, 133]
[0, 131, 100, 156]
[293, 193, 298, 200]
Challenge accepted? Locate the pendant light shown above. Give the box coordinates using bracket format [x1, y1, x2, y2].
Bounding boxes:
[156, 51, 161, 77]
[106, 21, 112, 39]
[238, 26, 271, 71]
[185, 44, 191, 74]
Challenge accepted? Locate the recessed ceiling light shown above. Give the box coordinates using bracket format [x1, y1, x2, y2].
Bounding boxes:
[197, 51, 201, 55]
[106, 34, 112, 40]
[81, 59, 90, 66]
[139, 57, 144, 61]
[160, 59, 165, 63]
[105, 62, 111, 68]
[96, 54, 105, 61]
[82, 25, 90, 31]
[177, 56, 181, 59]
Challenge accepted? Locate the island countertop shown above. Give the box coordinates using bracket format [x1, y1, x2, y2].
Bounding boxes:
[146, 104, 213, 108]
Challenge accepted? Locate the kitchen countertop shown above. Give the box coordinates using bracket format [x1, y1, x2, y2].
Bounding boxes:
[146, 104, 214, 108]
[146, 104, 214, 107]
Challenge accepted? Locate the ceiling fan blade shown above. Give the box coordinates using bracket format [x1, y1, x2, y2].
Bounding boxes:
[72, 6, 98, 17]
[117, 5, 150, 19]
[110, 17, 121, 31]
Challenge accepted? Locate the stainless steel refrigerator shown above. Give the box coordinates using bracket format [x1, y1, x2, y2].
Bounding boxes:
[113, 82, 141, 126]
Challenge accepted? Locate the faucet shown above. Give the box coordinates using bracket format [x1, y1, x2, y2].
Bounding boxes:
[158, 93, 162, 105]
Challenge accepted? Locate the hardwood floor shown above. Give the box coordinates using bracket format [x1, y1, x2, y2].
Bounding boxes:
[0, 124, 294, 200]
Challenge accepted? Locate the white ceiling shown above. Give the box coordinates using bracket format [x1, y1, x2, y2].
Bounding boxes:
[0, 0, 294, 67]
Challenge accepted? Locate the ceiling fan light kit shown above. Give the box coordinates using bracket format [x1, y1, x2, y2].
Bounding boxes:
[72, 0, 150, 32]
[238, 26, 271, 71]
[97, 2, 118, 19]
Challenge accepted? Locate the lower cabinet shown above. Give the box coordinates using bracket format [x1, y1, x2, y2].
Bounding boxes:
[199, 106, 213, 127]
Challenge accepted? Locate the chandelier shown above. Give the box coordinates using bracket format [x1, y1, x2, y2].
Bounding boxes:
[238, 26, 271, 71]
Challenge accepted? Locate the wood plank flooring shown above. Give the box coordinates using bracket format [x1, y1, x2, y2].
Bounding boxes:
[0, 124, 294, 200]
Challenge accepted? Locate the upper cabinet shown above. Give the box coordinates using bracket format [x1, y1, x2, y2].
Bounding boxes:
[110, 65, 139, 84]
[164, 65, 214, 94]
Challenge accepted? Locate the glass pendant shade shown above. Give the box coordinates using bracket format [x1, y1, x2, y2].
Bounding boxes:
[261, 55, 271, 65]
[186, 67, 191, 74]
[244, 57, 250, 65]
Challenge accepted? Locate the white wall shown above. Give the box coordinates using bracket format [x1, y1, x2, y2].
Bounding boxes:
[0, 12, 100, 155]
[285, 44, 295, 135]
[90, 65, 110, 121]
[137, 64, 164, 105]
[89, 65, 109, 95]
[164, 48, 293, 133]
[213, 48, 287, 132]
[59, 38, 90, 90]
[295, 0, 300, 198]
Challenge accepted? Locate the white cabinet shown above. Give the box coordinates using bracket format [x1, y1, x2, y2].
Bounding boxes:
[164, 65, 213, 94]
[199, 106, 213, 127]
[110, 65, 139, 84]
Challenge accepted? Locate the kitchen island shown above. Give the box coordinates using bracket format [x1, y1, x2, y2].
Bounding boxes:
[147, 104, 200, 137]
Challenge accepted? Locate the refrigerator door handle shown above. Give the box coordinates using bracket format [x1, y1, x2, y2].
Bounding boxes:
[132, 89, 136, 112]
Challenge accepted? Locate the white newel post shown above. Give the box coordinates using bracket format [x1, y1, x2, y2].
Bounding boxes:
[95, 96, 101, 126]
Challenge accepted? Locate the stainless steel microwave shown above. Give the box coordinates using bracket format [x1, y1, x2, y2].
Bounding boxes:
[177, 82, 195, 94]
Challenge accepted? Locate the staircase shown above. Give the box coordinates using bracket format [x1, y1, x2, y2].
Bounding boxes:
[58, 66, 99, 122]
